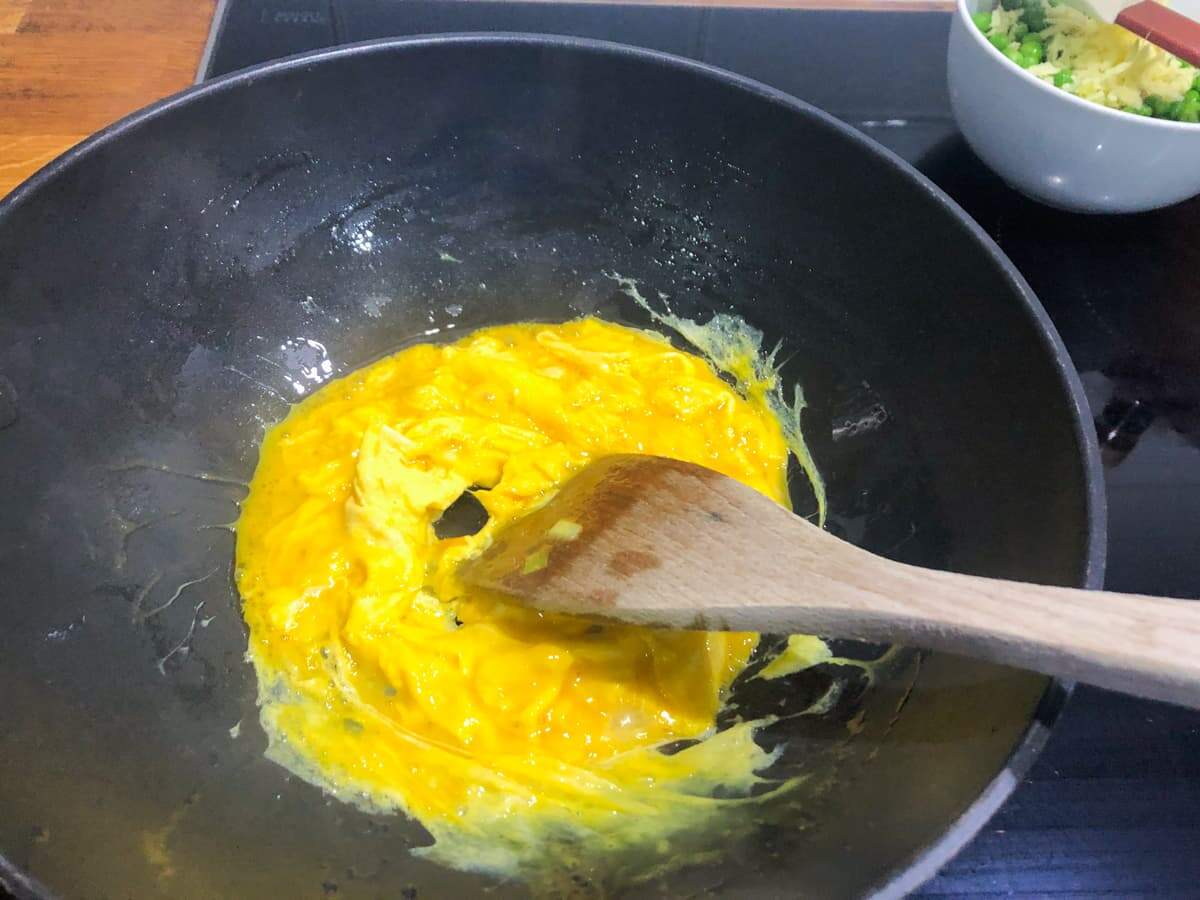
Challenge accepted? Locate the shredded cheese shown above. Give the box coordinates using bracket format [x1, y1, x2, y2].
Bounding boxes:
[988, 0, 1195, 113]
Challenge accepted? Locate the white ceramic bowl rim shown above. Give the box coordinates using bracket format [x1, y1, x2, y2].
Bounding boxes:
[957, 0, 1200, 131]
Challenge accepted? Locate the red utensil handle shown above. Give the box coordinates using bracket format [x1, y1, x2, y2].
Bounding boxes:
[1116, 0, 1200, 68]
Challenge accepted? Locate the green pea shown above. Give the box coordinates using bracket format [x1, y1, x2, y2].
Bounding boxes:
[990, 33, 1011, 52]
[1193, 74, 1200, 92]
[1022, 2, 1048, 32]
[1020, 37, 1045, 64]
[1179, 94, 1200, 123]
[972, 11, 993, 31]
[1053, 68, 1073, 87]
[1005, 44, 1024, 64]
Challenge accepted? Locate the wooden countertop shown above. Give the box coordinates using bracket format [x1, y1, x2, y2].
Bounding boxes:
[0, 0, 215, 199]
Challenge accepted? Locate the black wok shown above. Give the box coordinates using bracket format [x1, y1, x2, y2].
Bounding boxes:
[0, 35, 1104, 899]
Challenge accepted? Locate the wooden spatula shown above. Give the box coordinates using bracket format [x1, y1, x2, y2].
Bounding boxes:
[1067, 0, 1200, 67]
[460, 454, 1200, 709]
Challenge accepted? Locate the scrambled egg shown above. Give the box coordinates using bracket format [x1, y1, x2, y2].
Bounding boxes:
[235, 316, 823, 889]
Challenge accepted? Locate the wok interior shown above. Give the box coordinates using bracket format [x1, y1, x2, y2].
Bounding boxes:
[0, 39, 1092, 898]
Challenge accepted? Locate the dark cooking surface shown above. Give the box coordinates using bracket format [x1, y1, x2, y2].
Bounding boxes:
[195, 2, 1200, 896]
[0, 31, 1106, 900]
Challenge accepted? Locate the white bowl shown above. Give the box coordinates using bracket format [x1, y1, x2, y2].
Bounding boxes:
[948, 0, 1200, 213]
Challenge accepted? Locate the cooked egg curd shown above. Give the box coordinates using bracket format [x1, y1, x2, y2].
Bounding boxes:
[235, 316, 821, 888]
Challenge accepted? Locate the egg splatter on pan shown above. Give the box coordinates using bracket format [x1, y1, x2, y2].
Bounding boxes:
[235, 314, 828, 889]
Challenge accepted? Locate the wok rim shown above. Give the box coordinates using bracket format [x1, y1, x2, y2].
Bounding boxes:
[0, 32, 1107, 900]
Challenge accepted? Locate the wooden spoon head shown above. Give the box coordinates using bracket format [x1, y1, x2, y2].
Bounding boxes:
[1114, 1, 1200, 68]
[459, 454, 805, 627]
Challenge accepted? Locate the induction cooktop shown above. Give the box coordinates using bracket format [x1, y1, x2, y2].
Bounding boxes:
[188, 3, 1200, 896]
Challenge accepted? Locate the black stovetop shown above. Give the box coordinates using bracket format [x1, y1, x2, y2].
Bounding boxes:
[195, 2, 1200, 895]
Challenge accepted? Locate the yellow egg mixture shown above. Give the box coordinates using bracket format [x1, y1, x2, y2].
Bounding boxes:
[235, 315, 825, 889]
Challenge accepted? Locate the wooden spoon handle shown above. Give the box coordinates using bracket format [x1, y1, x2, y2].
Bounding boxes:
[764, 559, 1200, 709]
[615, 510, 1200, 707]
[637, 496, 1200, 708]
[1116, 1, 1200, 68]
[682, 467, 1200, 707]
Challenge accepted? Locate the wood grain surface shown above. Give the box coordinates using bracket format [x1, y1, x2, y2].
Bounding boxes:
[466, 454, 1200, 708]
[0, 0, 215, 199]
